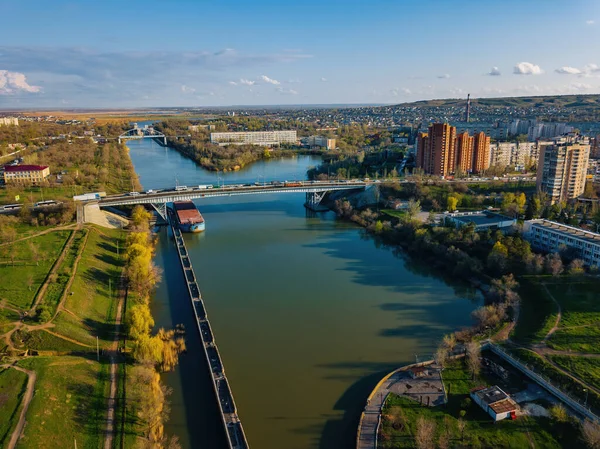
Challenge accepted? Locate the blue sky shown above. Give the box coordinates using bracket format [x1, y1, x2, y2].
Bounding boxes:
[0, 0, 599, 107]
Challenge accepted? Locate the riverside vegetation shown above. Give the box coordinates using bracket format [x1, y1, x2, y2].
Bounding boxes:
[0, 120, 182, 448]
[332, 180, 600, 448]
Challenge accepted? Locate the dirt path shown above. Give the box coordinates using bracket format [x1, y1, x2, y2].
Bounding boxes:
[542, 284, 562, 342]
[0, 224, 76, 247]
[0, 363, 36, 449]
[104, 274, 125, 449]
[52, 229, 90, 321]
[43, 329, 94, 348]
[29, 229, 76, 313]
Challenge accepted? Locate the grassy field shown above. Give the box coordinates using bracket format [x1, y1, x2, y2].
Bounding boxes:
[15, 356, 109, 449]
[0, 367, 28, 449]
[512, 278, 557, 343]
[0, 185, 87, 206]
[0, 231, 71, 310]
[11, 329, 92, 353]
[548, 325, 600, 353]
[38, 229, 87, 317]
[545, 280, 600, 327]
[379, 359, 573, 449]
[550, 356, 600, 391]
[52, 227, 125, 348]
[381, 209, 407, 219]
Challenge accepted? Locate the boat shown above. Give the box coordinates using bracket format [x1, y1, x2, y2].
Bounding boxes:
[172, 200, 205, 233]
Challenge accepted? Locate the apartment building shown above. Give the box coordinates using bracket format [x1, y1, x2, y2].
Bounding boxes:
[3, 165, 50, 185]
[523, 220, 600, 267]
[536, 138, 590, 204]
[456, 132, 474, 172]
[472, 132, 491, 173]
[210, 130, 297, 146]
[304, 136, 336, 150]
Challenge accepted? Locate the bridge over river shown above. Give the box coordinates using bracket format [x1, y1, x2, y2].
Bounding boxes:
[80, 180, 371, 221]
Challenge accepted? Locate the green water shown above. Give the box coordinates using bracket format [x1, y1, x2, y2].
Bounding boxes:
[126, 139, 480, 449]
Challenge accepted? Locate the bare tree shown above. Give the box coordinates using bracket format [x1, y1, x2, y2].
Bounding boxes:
[582, 420, 600, 448]
[442, 334, 457, 352]
[544, 252, 564, 276]
[435, 346, 449, 367]
[26, 273, 34, 291]
[415, 416, 436, 449]
[29, 241, 40, 266]
[466, 341, 481, 379]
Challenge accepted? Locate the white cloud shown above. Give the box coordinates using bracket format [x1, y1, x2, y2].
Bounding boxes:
[555, 66, 582, 75]
[288, 78, 301, 83]
[276, 87, 298, 95]
[0, 70, 41, 94]
[513, 62, 543, 75]
[320, 77, 327, 82]
[390, 87, 411, 96]
[239, 78, 255, 86]
[180, 85, 195, 93]
[437, 74, 450, 79]
[261, 75, 280, 85]
[229, 81, 238, 86]
[569, 82, 592, 91]
[586, 20, 595, 25]
[487, 67, 501, 76]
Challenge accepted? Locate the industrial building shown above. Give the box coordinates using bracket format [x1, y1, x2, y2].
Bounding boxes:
[444, 211, 516, 231]
[470, 386, 518, 422]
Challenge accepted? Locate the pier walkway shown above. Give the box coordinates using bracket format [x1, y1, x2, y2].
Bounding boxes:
[168, 209, 249, 449]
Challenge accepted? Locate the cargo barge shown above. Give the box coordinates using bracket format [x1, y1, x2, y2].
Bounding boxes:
[172, 200, 205, 233]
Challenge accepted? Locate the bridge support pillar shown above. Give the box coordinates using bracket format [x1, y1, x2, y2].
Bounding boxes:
[163, 137, 167, 145]
[304, 191, 329, 211]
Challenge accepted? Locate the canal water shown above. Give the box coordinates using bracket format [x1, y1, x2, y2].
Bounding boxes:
[126, 138, 481, 449]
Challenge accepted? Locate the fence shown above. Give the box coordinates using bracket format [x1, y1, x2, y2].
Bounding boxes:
[484, 342, 600, 423]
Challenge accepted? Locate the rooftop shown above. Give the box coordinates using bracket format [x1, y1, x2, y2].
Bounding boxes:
[471, 385, 509, 405]
[530, 219, 600, 246]
[448, 211, 515, 227]
[3, 164, 49, 172]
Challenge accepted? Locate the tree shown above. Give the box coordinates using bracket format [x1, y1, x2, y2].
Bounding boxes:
[435, 346, 449, 367]
[466, 341, 481, 379]
[415, 416, 435, 449]
[447, 196, 458, 212]
[549, 404, 568, 423]
[569, 259, 585, 276]
[29, 241, 40, 266]
[582, 420, 600, 448]
[544, 253, 563, 276]
[515, 192, 527, 215]
[442, 334, 457, 352]
[457, 418, 466, 442]
[26, 273, 34, 291]
[127, 304, 155, 341]
[407, 199, 421, 221]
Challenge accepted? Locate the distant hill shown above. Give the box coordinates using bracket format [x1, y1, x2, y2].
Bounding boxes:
[391, 94, 600, 109]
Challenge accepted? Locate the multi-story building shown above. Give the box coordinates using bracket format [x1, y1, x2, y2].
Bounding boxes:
[490, 142, 515, 168]
[416, 123, 456, 177]
[523, 219, 600, 267]
[188, 124, 215, 132]
[455, 132, 474, 173]
[489, 142, 539, 171]
[210, 130, 297, 146]
[536, 137, 590, 204]
[417, 124, 491, 176]
[0, 117, 18, 126]
[305, 136, 336, 150]
[3, 165, 50, 185]
[473, 132, 491, 173]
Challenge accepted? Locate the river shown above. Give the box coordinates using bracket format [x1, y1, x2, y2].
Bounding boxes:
[125, 137, 481, 449]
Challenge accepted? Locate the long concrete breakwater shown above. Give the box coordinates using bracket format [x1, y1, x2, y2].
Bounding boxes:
[167, 209, 249, 449]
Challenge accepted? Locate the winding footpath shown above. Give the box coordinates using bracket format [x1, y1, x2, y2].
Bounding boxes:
[1, 364, 36, 449]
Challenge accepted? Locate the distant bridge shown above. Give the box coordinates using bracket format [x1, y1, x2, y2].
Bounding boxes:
[118, 123, 167, 145]
[82, 181, 371, 221]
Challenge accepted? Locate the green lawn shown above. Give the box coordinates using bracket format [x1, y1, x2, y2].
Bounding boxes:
[0, 367, 28, 449]
[550, 356, 600, 391]
[0, 231, 71, 310]
[381, 209, 407, 219]
[512, 278, 557, 344]
[548, 325, 600, 353]
[545, 280, 600, 328]
[52, 227, 125, 348]
[0, 308, 20, 326]
[15, 356, 109, 449]
[379, 359, 572, 449]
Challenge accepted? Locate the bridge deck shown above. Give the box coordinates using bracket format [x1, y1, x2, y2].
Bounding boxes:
[169, 215, 249, 449]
